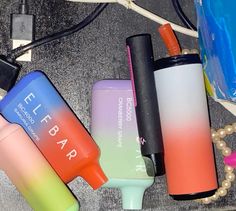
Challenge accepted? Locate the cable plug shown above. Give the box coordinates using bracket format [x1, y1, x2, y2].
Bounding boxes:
[0, 55, 20, 92]
[10, 0, 35, 62]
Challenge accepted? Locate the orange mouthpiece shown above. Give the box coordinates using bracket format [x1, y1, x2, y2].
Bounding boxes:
[158, 23, 181, 56]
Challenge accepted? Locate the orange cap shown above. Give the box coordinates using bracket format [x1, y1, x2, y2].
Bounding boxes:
[79, 161, 108, 190]
[158, 23, 181, 56]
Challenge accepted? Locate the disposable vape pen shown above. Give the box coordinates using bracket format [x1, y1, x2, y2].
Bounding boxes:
[0, 71, 107, 190]
[126, 34, 165, 176]
[154, 54, 218, 199]
[91, 80, 154, 210]
[0, 115, 79, 211]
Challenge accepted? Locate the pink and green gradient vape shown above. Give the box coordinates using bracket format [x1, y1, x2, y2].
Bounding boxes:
[0, 115, 79, 211]
[91, 80, 154, 210]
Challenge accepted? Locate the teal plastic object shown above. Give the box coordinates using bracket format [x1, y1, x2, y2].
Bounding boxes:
[105, 179, 153, 209]
[195, 0, 236, 101]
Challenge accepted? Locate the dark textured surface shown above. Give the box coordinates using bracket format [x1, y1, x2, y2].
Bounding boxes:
[0, 0, 236, 210]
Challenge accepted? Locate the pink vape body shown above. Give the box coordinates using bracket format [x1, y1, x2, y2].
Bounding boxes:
[0, 115, 79, 211]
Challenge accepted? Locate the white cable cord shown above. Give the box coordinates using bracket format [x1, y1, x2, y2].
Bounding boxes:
[67, 0, 198, 38]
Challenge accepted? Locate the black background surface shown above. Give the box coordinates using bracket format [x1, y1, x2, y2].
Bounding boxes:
[0, 0, 236, 210]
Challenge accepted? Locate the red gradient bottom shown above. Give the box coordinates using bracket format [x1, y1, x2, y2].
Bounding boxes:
[163, 124, 217, 195]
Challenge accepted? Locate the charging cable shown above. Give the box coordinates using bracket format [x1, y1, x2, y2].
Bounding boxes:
[67, 0, 198, 38]
[171, 0, 197, 31]
[8, 3, 108, 60]
[0, 3, 107, 94]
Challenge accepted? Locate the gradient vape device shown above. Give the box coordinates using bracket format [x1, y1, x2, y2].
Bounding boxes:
[154, 54, 218, 199]
[0, 71, 107, 190]
[126, 34, 165, 176]
[0, 115, 79, 211]
[91, 80, 154, 210]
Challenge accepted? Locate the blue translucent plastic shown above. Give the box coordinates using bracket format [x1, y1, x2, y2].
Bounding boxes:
[195, 0, 236, 101]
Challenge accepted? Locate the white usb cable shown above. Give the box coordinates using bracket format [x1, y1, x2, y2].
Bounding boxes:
[67, 0, 198, 38]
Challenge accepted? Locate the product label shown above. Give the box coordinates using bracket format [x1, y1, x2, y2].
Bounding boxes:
[13, 92, 78, 161]
[0, 74, 98, 182]
[92, 88, 149, 179]
[14, 102, 39, 141]
[117, 97, 133, 148]
[116, 96, 145, 173]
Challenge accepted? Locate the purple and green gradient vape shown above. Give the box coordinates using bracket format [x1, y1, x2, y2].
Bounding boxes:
[91, 80, 154, 210]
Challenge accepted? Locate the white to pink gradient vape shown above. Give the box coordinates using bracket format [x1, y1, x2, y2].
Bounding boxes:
[154, 54, 218, 199]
